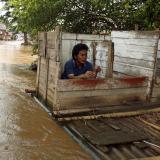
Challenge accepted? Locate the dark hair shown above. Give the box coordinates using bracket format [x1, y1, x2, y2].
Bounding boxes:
[72, 43, 89, 59]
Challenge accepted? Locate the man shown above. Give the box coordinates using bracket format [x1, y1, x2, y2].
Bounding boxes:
[62, 43, 101, 79]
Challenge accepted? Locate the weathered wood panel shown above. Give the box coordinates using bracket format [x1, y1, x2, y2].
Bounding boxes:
[47, 61, 61, 84]
[112, 38, 159, 47]
[62, 33, 107, 41]
[111, 31, 160, 39]
[46, 31, 60, 60]
[54, 87, 146, 110]
[152, 73, 160, 101]
[36, 56, 41, 96]
[61, 33, 77, 40]
[115, 44, 155, 54]
[46, 48, 58, 61]
[38, 32, 47, 57]
[46, 60, 56, 106]
[51, 78, 148, 110]
[112, 31, 159, 79]
[37, 58, 61, 105]
[114, 46, 155, 61]
[47, 88, 54, 106]
[114, 56, 154, 69]
[38, 57, 48, 99]
[47, 62, 58, 84]
[151, 40, 160, 102]
[58, 87, 147, 99]
[77, 34, 106, 41]
[57, 77, 148, 91]
[157, 40, 160, 58]
[46, 32, 56, 49]
[152, 86, 160, 98]
[114, 63, 154, 77]
[156, 58, 160, 78]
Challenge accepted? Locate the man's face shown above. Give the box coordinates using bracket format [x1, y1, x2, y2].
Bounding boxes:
[75, 50, 87, 65]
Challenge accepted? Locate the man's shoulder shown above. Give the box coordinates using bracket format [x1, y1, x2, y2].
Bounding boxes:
[85, 61, 92, 66]
[65, 59, 74, 65]
[85, 61, 93, 70]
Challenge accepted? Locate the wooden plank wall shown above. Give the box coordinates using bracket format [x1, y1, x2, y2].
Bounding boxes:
[111, 31, 159, 79]
[61, 33, 111, 78]
[36, 32, 46, 100]
[37, 29, 61, 107]
[53, 77, 148, 111]
[37, 30, 159, 113]
[37, 56, 48, 101]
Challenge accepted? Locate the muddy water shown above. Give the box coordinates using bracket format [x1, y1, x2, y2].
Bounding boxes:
[0, 41, 92, 160]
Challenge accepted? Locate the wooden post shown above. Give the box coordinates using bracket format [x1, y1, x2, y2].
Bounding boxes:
[55, 26, 61, 62]
[108, 41, 114, 78]
[36, 56, 41, 97]
[146, 34, 160, 101]
[44, 58, 50, 104]
[44, 32, 47, 57]
[52, 27, 61, 112]
[92, 42, 97, 70]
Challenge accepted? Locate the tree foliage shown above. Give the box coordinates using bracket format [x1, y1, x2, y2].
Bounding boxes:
[0, 0, 160, 34]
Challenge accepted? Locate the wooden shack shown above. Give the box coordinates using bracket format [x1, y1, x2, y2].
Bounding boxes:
[36, 28, 159, 118]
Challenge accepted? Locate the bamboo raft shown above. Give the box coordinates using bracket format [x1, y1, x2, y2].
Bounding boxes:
[64, 112, 160, 160]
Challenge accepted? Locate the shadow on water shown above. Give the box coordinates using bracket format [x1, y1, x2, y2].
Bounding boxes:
[0, 41, 91, 160]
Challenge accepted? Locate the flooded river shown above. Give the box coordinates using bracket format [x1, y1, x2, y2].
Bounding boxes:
[0, 41, 92, 160]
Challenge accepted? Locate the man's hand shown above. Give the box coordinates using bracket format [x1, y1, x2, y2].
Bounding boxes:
[84, 71, 96, 79]
[95, 66, 101, 73]
[68, 71, 96, 79]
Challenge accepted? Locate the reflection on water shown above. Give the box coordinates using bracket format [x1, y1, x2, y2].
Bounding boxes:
[0, 41, 91, 160]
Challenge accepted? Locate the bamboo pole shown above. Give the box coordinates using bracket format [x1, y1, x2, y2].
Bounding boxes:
[139, 119, 160, 131]
[56, 107, 160, 122]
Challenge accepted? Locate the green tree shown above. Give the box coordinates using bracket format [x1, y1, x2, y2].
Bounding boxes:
[1, 0, 159, 35]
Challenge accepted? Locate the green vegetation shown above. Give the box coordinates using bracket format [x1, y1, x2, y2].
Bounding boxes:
[0, 0, 160, 37]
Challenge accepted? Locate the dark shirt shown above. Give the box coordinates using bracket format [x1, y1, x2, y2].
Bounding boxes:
[62, 59, 93, 79]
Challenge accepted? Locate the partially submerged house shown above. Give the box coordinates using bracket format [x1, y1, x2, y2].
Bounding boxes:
[36, 28, 160, 120]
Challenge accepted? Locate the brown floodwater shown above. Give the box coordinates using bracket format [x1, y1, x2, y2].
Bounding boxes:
[0, 41, 92, 160]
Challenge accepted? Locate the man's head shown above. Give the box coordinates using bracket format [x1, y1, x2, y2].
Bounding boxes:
[72, 43, 89, 65]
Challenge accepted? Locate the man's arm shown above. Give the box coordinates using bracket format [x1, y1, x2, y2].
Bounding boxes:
[68, 71, 96, 79]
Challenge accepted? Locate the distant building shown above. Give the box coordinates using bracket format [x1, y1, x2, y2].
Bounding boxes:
[0, 23, 12, 40]
[0, 23, 6, 39]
